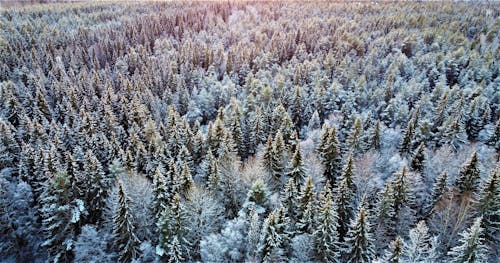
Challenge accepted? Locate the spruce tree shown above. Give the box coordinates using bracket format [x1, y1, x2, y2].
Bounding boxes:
[258, 207, 289, 262]
[455, 152, 480, 195]
[314, 185, 341, 263]
[321, 126, 342, 188]
[113, 182, 140, 263]
[426, 172, 448, 214]
[262, 135, 275, 178]
[343, 205, 375, 263]
[400, 121, 415, 156]
[448, 217, 488, 263]
[477, 169, 499, 244]
[409, 142, 426, 173]
[287, 144, 306, 190]
[82, 150, 110, 224]
[243, 178, 270, 214]
[346, 117, 364, 153]
[272, 131, 287, 179]
[317, 123, 330, 158]
[369, 120, 381, 151]
[384, 236, 404, 263]
[152, 166, 169, 220]
[40, 171, 85, 263]
[157, 194, 190, 262]
[335, 154, 356, 241]
[282, 178, 299, 227]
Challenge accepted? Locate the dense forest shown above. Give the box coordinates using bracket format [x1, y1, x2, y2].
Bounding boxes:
[0, 1, 499, 262]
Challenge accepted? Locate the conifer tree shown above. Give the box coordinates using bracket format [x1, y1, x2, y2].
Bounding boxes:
[369, 120, 381, 151]
[243, 178, 270, 214]
[40, 171, 86, 263]
[426, 172, 448, 214]
[335, 154, 356, 241]
[448, 217, 488, 263]
[258, 207, 289, 262]
[384, 236, 404, 263]
[400, 121, 415, 156]
[82, 150, 110, 224]
[290, 86, 304, 129]
[346, 117, 364, 153]
[287, 144, 306, 190]
[113, 182, 140, 263]
[477, 169, 499, 244]
[262, 136, 276, 183]
[157, 194, 190, 262]
[152, 166, 169, 220]
[317, 123, 330, 158]
[272, 131, 287, 178]
[439, 116, 467, 150]
[343, 205, 375, 263]
[321, 126, 342, 188]
[206, 159, 219, 194]
[295, 177, 316, 233]
[314, 185, 341, 263]
[410, 142, 426, 173]
[455, 152, 480, 195]
[176, 163, 194, 197]
[282, 178, 299, 226]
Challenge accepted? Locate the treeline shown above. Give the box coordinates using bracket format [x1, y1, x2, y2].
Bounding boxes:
[0, 1, 498, 262]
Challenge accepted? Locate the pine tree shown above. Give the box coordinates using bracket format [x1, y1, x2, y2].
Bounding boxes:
[376, 167, 415, 243]
[487, 119, 499, 158]
[409, 142, 426, 173]
[477, 169, 499, 244]
[343, 205, 375, 263]
[0, 120, 19, 169]
[455, 152, 480, 195]
[314, 185, 341, 263]
[113, 182, 140, 263]
[199, 150, 215, 182]
[229, 115, 245, 158]
[448, 217, 488, 263]
[384, 236, 404, 263]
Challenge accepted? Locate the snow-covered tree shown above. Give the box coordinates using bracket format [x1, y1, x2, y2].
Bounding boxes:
[113, 182, 140, 263]
[343, 205, 375, 263]
[448, 217, 488, 263]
